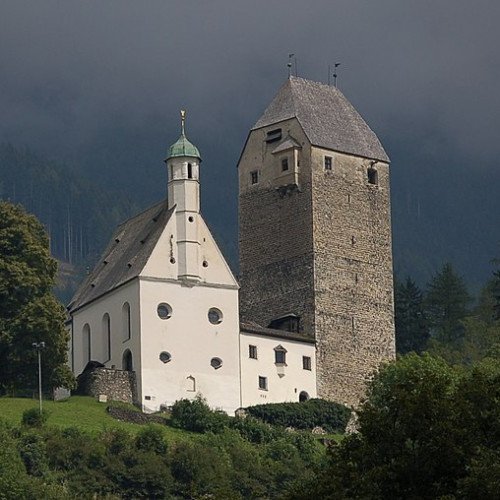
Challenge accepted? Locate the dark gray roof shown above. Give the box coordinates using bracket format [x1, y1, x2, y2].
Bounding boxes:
[69, 200, 174, 312]
[240, 321, 315, 344]
[253, 76, 389, 163]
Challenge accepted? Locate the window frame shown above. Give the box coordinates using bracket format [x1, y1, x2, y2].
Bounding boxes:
[274, 345, 287, 365]
[250, 170, 259, 185]
[258, 376, 268, 391]
[324, 156, 333, 171]
[302, 356, 312, 371]
[249, 344, 258, 359]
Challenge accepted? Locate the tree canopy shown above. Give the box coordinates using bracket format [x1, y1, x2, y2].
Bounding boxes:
[291, 353, 500, 499]
[0, 201, 74, 394]
[425, 262, 471, 342]
[394, 277, 429, 354]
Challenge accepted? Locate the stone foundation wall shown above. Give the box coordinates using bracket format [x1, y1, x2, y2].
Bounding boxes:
[76, 367, 138, 404]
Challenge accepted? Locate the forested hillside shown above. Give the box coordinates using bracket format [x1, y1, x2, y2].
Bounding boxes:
[0, 144, 142, 299]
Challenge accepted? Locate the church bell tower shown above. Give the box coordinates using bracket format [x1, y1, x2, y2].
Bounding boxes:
[165, 111, 202, 281]
[238, 77, 396, 406]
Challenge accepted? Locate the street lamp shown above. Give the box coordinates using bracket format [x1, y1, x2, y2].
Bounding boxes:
[32, 342, 46, 414]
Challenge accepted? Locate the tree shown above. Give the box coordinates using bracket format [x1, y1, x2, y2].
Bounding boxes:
[0, 201, 74, 394]
[394, 276, 430, 354]
[425, 262, 471, 342]
[289, 355, 465, 499]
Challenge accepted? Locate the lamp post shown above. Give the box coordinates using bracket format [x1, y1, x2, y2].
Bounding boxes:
[32, 342, 46, 414]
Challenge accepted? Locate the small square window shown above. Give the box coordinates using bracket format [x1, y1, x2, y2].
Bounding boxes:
[249, 345, 258, 359]
[303, 356, 312, 371]
[258, 376, 268, 390]
[324, 156, 333, 171]
[250, 171, 259, 184]
[281, 158, 289, 171]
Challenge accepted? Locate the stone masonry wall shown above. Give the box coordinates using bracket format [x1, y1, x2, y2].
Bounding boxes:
[239, 185, 315, 335]
[239, 120, 316, 335]
[76, 367, 138, 404]
[311, 148, 395, 406]
[239, 119, 395, 408]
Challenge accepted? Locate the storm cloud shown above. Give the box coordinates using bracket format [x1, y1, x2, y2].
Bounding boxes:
[1, 0, 499, 287]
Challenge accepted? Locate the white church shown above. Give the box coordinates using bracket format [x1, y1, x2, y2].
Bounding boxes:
[68, 76, 393, 414]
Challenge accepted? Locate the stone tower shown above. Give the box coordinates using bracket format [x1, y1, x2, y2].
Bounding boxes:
[238, 76, 395, 406]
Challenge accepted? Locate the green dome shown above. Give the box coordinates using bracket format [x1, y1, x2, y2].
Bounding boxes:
[167, 133, 201, 160]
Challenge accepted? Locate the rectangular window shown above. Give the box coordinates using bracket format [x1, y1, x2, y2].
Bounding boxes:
[324, 156, 333, 171]
[250, 170, 259, 184]
[303, 356, 312, 371]
[275, 349, 286, 365]
[249, 345, 258, 359]
[265, 128, 282, 143]
[258, 376, 268, 390]
[281, 158, 289, 171]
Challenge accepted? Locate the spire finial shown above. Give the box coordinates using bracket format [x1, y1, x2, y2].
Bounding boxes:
[180, 109, 186, 135]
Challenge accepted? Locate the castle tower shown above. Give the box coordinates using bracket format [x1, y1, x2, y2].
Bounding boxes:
[238, 76, 395, 406]
[165, 111, 202, 281]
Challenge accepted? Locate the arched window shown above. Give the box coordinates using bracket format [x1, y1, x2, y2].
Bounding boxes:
[187, 163, 193, 179]
[102, 313, 111, 362]
[186, 375, 196, 392]
[82, 324, 91, 364]
[122, 302, 131, 341]
[122, 349, 133, 371]
[299, 391, 310, 402]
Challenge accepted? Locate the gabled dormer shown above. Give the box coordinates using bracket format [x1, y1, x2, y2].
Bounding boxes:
[271, 134, 302, 187]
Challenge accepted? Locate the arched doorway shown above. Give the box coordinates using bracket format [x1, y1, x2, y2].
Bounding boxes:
[299, 391, 310, 402]
[122, 349, 133, 371]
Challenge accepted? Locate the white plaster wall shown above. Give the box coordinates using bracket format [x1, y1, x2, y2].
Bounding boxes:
[70, 280, 142, 395]
[138, 278, 240, 414]
[141, 214, 236, 287]
[239, 332, 317, 408]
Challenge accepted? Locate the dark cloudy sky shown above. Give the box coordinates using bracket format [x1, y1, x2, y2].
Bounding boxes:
[1, 0, 499, 288]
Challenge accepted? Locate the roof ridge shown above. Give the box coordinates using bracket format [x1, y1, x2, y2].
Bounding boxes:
[116, 199, 166, 228]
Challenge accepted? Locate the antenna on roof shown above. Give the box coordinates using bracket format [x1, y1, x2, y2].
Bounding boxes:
[287, 53, 295, 78]
[333, 62, 341, 87]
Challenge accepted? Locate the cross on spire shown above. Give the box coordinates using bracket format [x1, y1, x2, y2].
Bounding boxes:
[180, 109, 186, 135]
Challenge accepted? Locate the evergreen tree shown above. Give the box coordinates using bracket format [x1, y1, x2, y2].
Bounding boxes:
[0, 201, 74, 394]
[492, 258, 500, 321]
[394, 277, 430, 354]
[425, 262, 471, 343]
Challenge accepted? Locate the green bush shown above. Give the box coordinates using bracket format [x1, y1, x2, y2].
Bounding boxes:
[135, 425, 168, 454]
[21, 407, 49, 427]
[170, 396, 229, 433]
[245, 399, 351, 433]
[230, 415, 283, 444]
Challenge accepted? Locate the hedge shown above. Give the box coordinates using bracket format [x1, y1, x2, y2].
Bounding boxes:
[245, 399, 351, 433]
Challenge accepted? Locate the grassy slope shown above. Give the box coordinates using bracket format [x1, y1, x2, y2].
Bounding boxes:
[0, 396, 193, 440]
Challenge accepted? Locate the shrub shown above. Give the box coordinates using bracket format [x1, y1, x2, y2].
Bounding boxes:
[245, 399, 351, 433]
[21, 407, 49, 427]
[170, 396, 229, 433]
[230, 415, 283, 444]
[135, 425, 168, 455]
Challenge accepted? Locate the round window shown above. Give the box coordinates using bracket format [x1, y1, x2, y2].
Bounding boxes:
[208, 308, 223, 325]
[159, 351, 171, 363]
[211, 357, 223, 370]
[157, 303, 172, 320]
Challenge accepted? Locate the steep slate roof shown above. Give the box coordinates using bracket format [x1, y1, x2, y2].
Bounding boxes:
[69, 200, 174, 312]
[253, 76, 389, 163]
